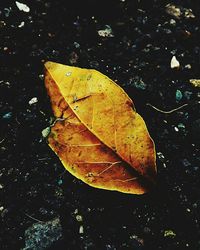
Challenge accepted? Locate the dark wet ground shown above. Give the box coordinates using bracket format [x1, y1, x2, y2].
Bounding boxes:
[0, 0, 200, 249]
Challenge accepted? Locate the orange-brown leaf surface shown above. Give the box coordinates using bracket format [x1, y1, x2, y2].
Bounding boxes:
[44, 61, 157, 194]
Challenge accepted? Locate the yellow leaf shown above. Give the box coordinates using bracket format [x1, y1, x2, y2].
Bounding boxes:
[44, 61, 157, 194]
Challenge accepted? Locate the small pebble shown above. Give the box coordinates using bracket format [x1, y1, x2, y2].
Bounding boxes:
[42, 127, 51, 138]
[57, 179, 63, 185]
[76, 215, 83, 222]
[39, 74, 44, 80]
[185, 64, 191, 69]
[184, 8, 195, 19]
[163, 163, 167, 168]
[171, 56, 180, 69]
[182, 159, 191, 167]
[176, 89, 183, 101]
[143, 227, 151, 234]
[69, 52, 78, 64]
[166, 4, 195, 19]
[15, 1, 30, 12]
[174, 126, 179, 132]
[4, 8, 12, 17]
[128, 76, 147, 90]
[166, 4, 181, 19]
[73, 42, 80, 48]
[79, 225, 84, 234]
[90, 61, 99, 69]
[18, 21, 25, 28]
[169, 19, 176, 25]
[2, 112, 12, 119]
[157, 152, 165, 161]
[98, 25, 114, 37]
[29, 97, 38, 105]
[0, 21, 6, 28]
[178, 123, 185, 129]
[74, 209, 78, 214]
[184, 91, 192, 100]
[164, 229, 176, 237]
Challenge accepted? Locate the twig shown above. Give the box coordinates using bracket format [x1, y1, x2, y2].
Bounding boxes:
[24, 213, 44, 223]
[0, 138, 5, 144]
[15, 117, 21, 125]
[38, 157, 50, 161]
[59, 169, 67, 177]
[146, 103, 189, 114]
[39, 110, 46, 116]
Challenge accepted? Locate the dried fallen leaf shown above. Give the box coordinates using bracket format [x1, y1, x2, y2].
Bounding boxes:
[44, 61, 157, 194]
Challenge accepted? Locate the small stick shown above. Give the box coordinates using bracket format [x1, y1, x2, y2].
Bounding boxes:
[146, 103, 189, 114]
[15, 117, 21, 125]
[59, 169, 67, 177]
[38, 157, 50, 161]
[39, 110, 46, 116]
[24, 213, 44, 223]
[0, 138, 5, 144]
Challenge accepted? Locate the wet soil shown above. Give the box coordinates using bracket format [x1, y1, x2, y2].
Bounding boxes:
[0, 0, 200, 249]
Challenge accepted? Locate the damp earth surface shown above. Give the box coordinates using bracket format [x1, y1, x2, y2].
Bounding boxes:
[0, 0, 200, 249]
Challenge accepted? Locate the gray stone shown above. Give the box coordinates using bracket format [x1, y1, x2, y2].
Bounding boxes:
[23, 217, 62, 250]
[184, 91, 192, 100]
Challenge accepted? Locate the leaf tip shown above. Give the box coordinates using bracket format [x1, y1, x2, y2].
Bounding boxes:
[44, 61, 57, 71]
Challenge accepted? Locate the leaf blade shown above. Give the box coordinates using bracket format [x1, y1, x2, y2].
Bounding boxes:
[44, 61, 157, 194]
[48, 119, 148, 194]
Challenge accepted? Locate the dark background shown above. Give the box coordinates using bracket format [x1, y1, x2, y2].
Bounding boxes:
[0, 0, 200, 249]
